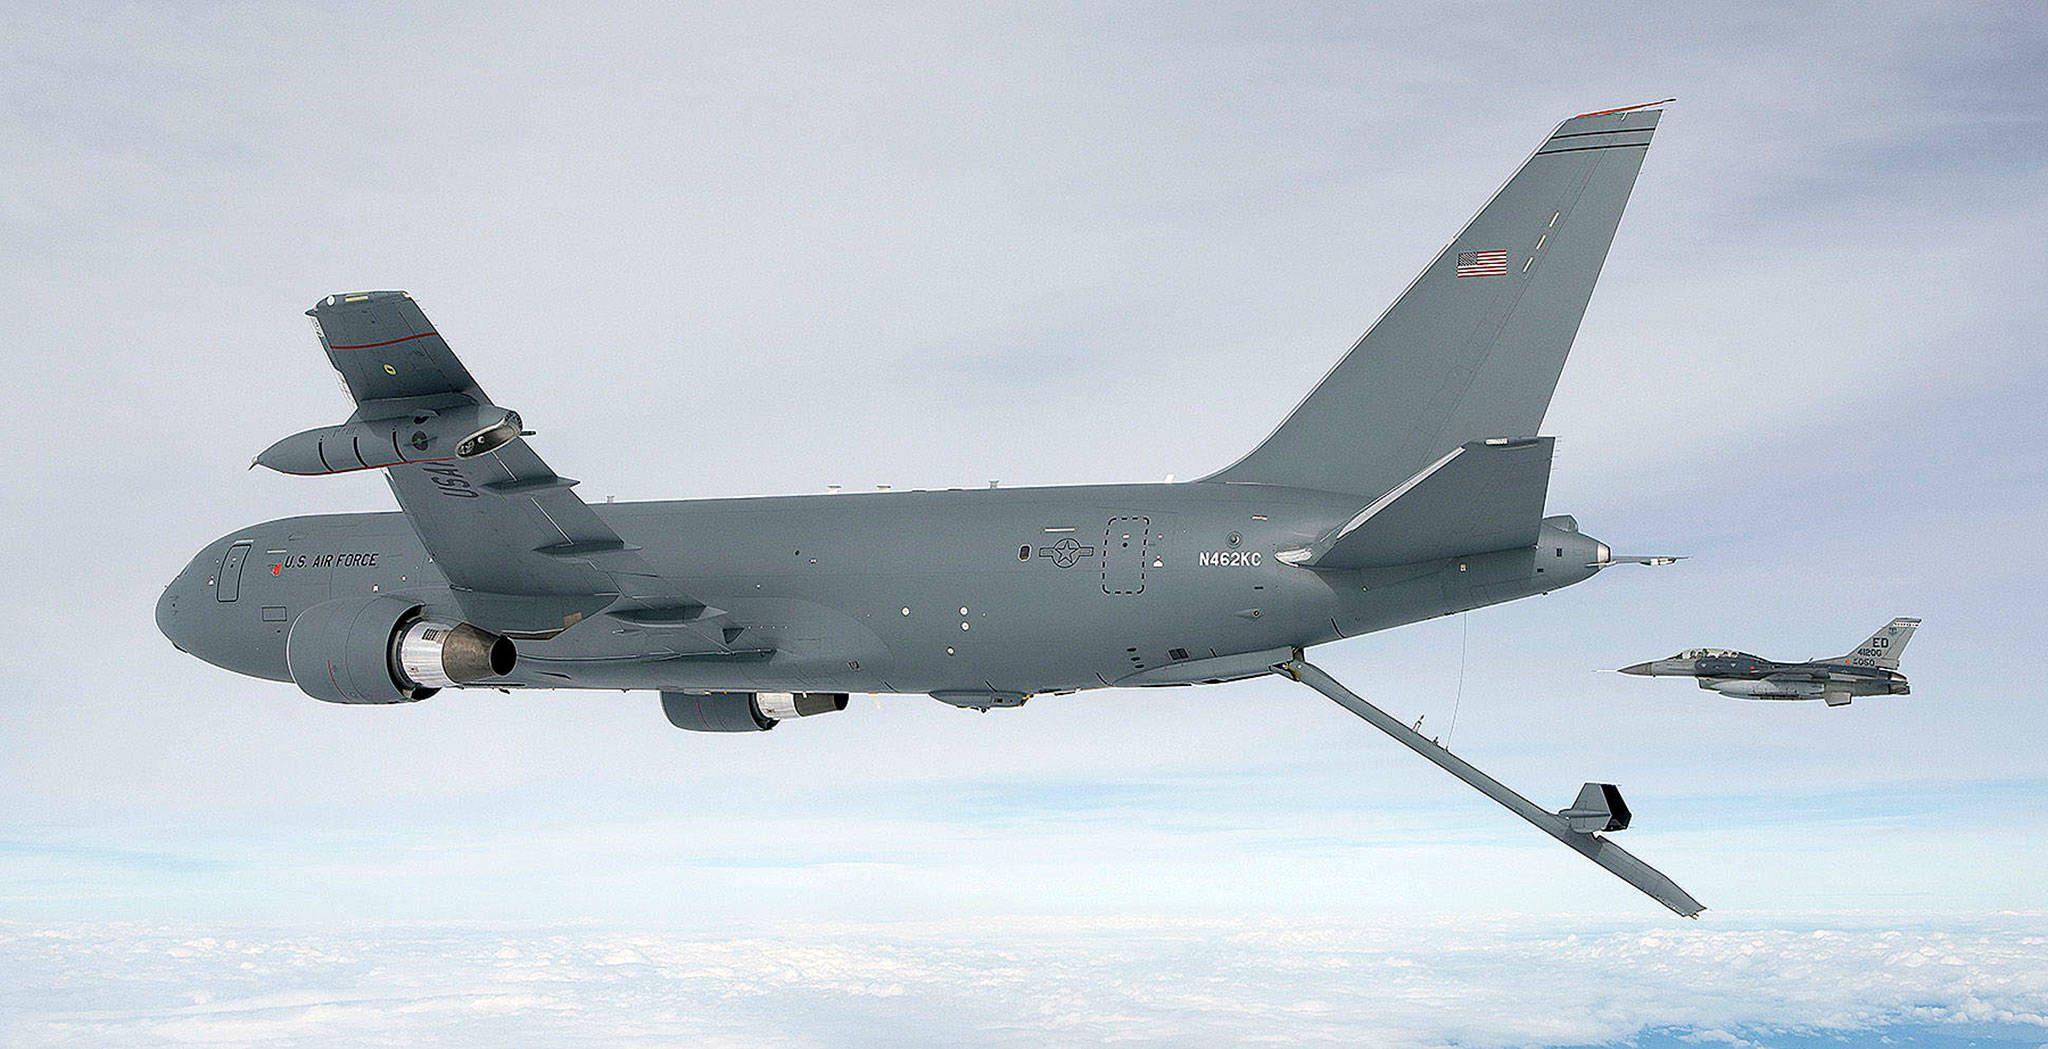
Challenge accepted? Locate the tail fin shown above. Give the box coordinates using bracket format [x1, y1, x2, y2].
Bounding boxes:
[1834, 618, 1921, 670]
[1204, 105, 1663, 497]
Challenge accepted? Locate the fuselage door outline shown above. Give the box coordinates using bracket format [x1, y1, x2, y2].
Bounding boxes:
[217, 541, 253, 603]
[1102, 516, 1150, 596]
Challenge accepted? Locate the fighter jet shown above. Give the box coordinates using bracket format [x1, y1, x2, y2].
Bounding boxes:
[1620, 618, 1920, 707]
[158, 103, 1711, 914]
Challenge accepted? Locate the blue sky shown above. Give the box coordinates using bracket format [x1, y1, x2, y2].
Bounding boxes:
[2, 1, 2045, 1045]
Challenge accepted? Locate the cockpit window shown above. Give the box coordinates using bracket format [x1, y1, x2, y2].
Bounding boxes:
[1677, 648, 1743, 659]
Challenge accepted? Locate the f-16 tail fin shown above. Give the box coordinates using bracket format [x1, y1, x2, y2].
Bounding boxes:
[1203, 104, 1662, 498]
[1834, 617, 1920, 670]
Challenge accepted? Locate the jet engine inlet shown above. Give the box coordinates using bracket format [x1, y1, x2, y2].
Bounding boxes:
[393, 618, 517, 689]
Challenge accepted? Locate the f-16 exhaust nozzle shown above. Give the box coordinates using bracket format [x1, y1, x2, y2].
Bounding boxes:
[394, 618, 517, 689]
[256, 405, 523, 476]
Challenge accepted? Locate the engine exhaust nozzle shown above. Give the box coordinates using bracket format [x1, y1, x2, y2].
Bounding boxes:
[394, 619, 517, 689]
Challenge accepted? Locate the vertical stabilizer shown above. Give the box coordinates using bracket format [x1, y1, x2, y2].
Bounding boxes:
[1205, 106, 1662, 497]
[1834, 617, 1920, 670]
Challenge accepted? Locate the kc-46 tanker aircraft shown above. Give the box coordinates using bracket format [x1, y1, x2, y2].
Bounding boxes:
[159, 103, 1708, 915]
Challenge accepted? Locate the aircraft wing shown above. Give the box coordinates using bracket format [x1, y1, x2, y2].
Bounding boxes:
[294, 292, 728, 641]
[311, 291, 482, 403]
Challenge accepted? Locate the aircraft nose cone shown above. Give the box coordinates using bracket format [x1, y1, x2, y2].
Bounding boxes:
[1618, 661, 1655, 676]
[156, 568, 190, 652]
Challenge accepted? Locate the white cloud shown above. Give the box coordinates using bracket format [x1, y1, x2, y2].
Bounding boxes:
[4, 916, 2046, 1048]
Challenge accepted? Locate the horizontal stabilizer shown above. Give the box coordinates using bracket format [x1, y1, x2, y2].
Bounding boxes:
[1279, 438, 1554, 570]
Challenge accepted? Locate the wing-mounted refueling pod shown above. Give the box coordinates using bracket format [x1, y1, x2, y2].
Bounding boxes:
[254, 404, 524, 475]
[261, 291, 528, 476]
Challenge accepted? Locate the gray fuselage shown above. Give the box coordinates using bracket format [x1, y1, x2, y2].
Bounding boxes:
[159, 482, 1607, 701]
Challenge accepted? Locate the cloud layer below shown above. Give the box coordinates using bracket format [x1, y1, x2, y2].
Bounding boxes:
[5, 915, 2046, 1048]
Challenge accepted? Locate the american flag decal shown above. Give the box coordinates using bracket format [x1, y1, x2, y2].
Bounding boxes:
[1456, 249, 1510, 277]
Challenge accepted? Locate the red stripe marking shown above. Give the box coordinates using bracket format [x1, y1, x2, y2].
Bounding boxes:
[328, 331, 439, 350]
[1572, 98, 1676, 119]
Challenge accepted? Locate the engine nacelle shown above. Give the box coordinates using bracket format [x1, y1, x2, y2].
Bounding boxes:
[255, 404, 522, 476]
[285, 595, 517, 704]
[660, 690, 849, 732]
